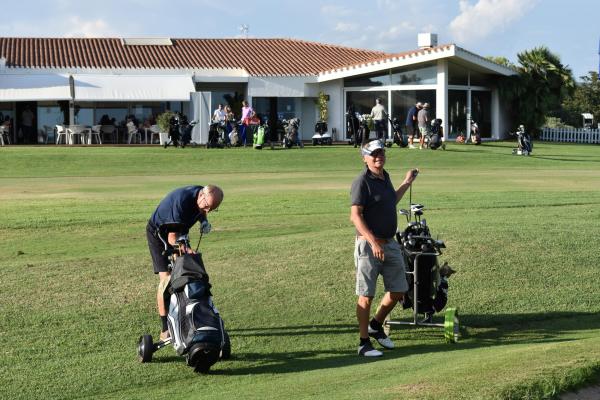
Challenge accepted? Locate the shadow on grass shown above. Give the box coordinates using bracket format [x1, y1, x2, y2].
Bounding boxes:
[205, 312, 600, 375]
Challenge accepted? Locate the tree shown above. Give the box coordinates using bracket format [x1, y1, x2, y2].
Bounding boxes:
[496, 46, 575, 135]
[561, 71, 600, 127]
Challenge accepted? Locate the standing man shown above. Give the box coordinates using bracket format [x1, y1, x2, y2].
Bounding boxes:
[417, 103, 431, 149]
[370, 98, 387, 141]
[21, 105, 35, 144]
[212, 104, 226, 123]
[350, 140, 418, 357]
[146, 185, 224, 341]
[406, 102, 422, 149]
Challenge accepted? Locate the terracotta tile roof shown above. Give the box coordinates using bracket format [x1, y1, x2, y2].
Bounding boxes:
[0, 37, 389, 76]
[320, 44, 455, 75]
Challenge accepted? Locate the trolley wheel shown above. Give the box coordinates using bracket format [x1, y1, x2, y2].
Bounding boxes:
[220, 331, 232, 360]
[444, 308, 460, 343]
[137, 334, 154, 363]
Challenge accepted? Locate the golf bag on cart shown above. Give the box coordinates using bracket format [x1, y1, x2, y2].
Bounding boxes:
[346, 106, 361, 147]
[282, 118, 303, 148]
[512, 125, 532, 155]
[166, 252, 228, 372]
[138, 236, 231, 373]
[386, 117, 408, 148]
[470, 121, 482, 145]
[385, 197, 459, 343]
[207, 122, 225, 148]
[396, 204, 454, 320]
[428, 119, 443, 150]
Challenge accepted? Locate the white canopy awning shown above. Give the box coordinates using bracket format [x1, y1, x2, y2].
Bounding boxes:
[0, 73, 71, 101]
[73, 74, 195, 101]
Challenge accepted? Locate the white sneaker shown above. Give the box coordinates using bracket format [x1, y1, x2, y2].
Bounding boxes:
[358, 341, 383, 357]
[368, 326, 395, 349]
[408, 144, 417, 149]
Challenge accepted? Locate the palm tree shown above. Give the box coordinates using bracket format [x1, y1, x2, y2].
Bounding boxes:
[515, 47, 575, 134]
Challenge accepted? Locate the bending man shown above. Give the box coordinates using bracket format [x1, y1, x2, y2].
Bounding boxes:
[146, 184, 224, 341]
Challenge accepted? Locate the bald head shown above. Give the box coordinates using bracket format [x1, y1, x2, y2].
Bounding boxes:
[198, 185, 224, 213]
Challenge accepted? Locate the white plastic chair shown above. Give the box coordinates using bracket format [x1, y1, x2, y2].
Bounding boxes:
[55, 125, 69, 144]
[0, 126, 10, 146]
[127, 121, 141, 144]
[149, 125, 161, 144]
[89, 125, 102, 144]
[67, 125, 86, 145]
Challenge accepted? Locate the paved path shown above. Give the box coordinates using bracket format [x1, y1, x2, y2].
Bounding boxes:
[560, 385, 600, 399]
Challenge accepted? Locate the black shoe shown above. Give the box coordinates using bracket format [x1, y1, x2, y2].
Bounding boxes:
[358, 340, 383, 357]
[368, 326, 395, 349]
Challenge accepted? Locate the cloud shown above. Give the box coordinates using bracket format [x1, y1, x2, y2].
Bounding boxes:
[334, 22, 357, 33]
[449, 0, 539, 44]
[320, 4, 352, 17]
[63, 17, 117, 38]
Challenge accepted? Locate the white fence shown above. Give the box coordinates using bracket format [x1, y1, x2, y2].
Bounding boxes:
[540, 127, 600, 144]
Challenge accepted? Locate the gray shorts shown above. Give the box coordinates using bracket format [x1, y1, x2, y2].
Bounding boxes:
[354, 238, 408, 297]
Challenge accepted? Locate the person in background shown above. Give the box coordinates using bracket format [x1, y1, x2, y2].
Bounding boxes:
[417, 103, 431, 150]
[406, 102, 422, 149]
[370, 98, 387, 140]
[239, 100, 254, 147]
[21, 105, 35, 144]
[212, 104, 226, 123]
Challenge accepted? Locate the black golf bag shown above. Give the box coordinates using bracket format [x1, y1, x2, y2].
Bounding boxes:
[207, 122, 223, 148]
[346, 106, 362, 147]
[513, 125, 532, 155]
[178, 115, 193, 147]
[470, 121, 481, 145]
[282, 118, 303, 148]
[166, 253, 229, 373]
[357, 116, 370, 146]
[395, 207, 453, 318]
[429, 119, 443, 150]
[167, 115, 181, 147]
[389, 117, 408, 147]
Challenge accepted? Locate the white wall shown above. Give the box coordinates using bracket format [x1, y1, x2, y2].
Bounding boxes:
[316, 79, 344, 140]
[247, 76, 318, 98]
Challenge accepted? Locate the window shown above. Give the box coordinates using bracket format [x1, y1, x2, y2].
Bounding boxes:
[390, 90, 436, 124]
[345, 72, 391, 87]
[391, 64, 436, 85]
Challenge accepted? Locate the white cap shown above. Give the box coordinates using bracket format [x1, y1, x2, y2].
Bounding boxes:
[361, 140, 385, 156]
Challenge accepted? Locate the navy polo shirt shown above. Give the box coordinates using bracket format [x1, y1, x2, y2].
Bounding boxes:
[406, 106, 418, 126]
[149, 185, 206, 234]
[350, 168, 397, 238]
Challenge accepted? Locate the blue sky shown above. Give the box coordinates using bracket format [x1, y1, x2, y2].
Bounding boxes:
[1, 0, 597, 80]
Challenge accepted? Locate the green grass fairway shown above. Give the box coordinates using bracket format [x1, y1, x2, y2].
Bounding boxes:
[1, 142, 600, 399]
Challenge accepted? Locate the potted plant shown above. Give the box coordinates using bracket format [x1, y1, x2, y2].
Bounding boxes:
[156, 111, 176, 134]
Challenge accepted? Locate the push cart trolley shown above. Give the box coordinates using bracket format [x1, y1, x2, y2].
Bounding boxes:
[384, 178, 460, 343]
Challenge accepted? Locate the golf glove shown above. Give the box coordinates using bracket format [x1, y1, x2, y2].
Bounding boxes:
[200, 220, 212, 235]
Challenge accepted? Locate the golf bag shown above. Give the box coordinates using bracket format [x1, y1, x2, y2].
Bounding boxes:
[282, 118, 303, 148]
[346, 107, 361, 147]
[254, 125, 266, 149]
[396, 205, 454, 319]
[312, 121, 332, 145]
[512, 125, 532, 155]
[429, 119, 443, 150]
[178, 116, 194, 148]
[357, 115, 371, 146]
[389, 117, 408, 148]
[166, 253, 228, 373]
[229, 123, 240, 146]
[207, 122, 225, 148]
[470, 121, 481, 145]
